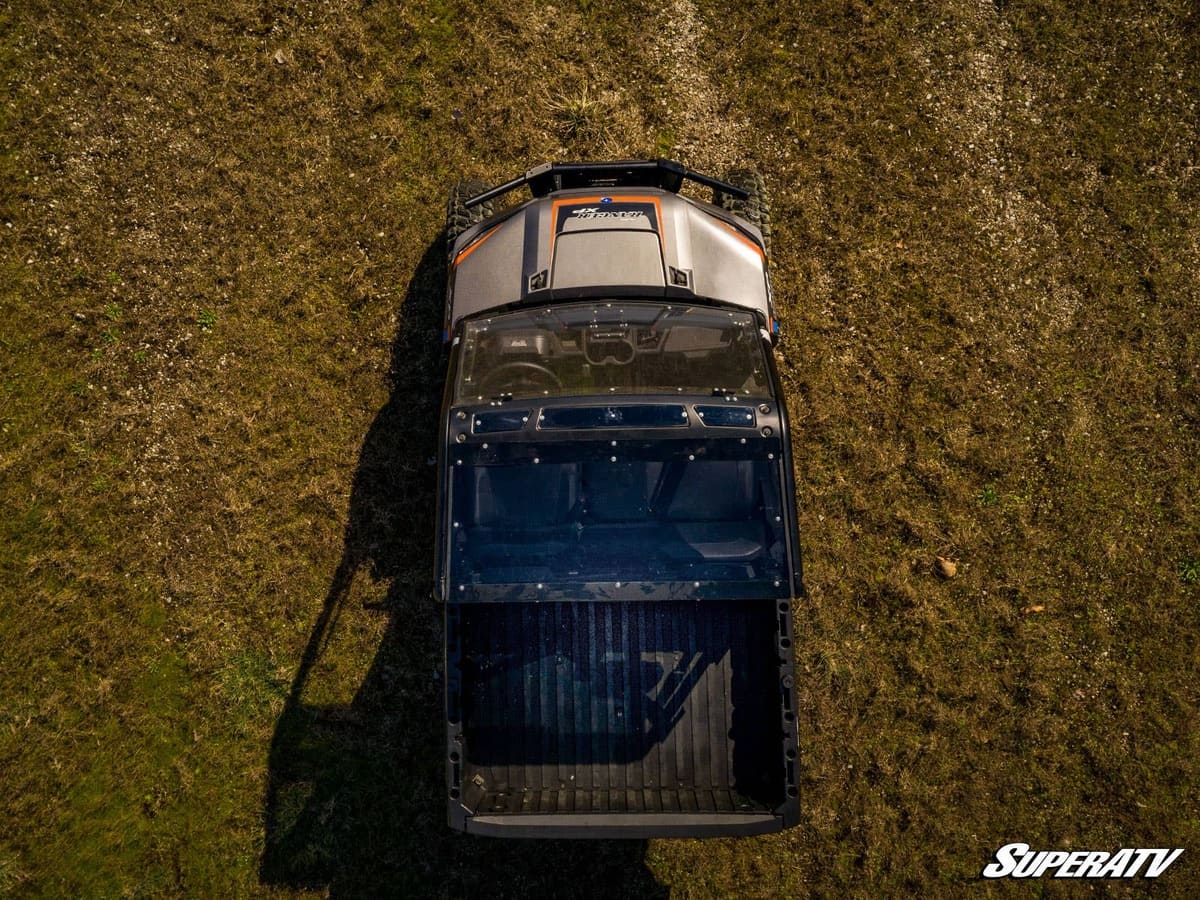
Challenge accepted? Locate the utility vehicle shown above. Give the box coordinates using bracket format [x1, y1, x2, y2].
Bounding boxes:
[437, 160, 803, 837]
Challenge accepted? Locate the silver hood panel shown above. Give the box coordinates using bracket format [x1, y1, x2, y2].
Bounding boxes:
[448, 188, 771, 331]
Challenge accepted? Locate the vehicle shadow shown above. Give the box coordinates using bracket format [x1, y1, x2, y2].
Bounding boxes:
[259, 238, 668, 898]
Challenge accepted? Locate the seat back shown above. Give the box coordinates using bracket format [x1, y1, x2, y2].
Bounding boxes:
[471, 464, 578, 528]
[665, 461, 757, 522]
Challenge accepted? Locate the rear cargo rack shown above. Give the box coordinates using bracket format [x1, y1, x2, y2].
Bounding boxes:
[465, 159, 750, 209]
[446, 599, 800, 837]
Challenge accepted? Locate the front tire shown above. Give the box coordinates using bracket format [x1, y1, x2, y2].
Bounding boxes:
[714, 169, 772, 258]
[446, 179, 494, 248]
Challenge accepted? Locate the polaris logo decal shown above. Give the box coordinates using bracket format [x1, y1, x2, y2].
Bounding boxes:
[554, 199, 660, 238]
[982, 843, 1184, 879]
[569, 207, 645, 220]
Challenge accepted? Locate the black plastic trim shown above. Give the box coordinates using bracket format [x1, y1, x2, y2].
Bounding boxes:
[463, 812, 784, 839]
[465, 159, 751, 209]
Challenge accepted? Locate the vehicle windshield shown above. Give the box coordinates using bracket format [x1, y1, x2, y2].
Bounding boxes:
[454, 301, 772, 402]
[446, 440, 790, 600]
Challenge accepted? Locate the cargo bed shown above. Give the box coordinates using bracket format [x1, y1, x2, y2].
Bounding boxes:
[446, 600, 798, 837]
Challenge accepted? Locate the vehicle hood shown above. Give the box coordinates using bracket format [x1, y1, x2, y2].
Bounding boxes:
[448, 188, 771, 331]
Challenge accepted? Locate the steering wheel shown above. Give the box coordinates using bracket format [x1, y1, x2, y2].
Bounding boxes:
[476, 361, 563, 396]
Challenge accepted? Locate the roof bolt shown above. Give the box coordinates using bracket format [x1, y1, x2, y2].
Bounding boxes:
[774, 580, 782, 588]
[759, 404, 770, 414]
[610, 456, 617, 462]
[456, 410, 467, 420]
[537, 583, 544, 590]
[453, 521, 460, 528]
[611, 440, 617, 446]
[533, 457, 540, 464]
[688, 454, 695, 461]
[740, 437, 747, 444]
[455, 459, 463, 466]
[775, 516, 782, 523]
[458, 585, 465, 592]
[615, 582, 622, 588]
[768, 453, 775, 460]
[456, 433, 466, 443]
[694, 581, 701, 588]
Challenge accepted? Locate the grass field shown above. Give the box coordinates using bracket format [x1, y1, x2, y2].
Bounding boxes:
[2, 0, 1198, 895]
